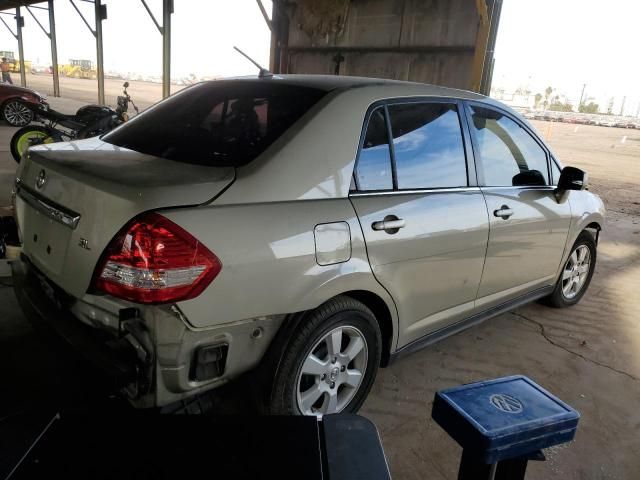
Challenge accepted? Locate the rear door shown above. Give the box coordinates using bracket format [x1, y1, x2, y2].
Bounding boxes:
[465, 103, 572, 309]
[350, 99, 489, 348]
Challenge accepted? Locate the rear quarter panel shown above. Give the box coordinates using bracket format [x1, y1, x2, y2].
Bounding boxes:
[164, 199, 399, 348]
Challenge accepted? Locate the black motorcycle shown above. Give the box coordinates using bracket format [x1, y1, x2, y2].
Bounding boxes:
[10, 82, 138, 163]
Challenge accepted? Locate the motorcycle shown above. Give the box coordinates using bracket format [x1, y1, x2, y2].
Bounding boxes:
[10, 82, 138, 163]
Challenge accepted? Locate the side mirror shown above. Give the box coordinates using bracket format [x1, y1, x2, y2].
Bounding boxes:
[555, 166, 588, 202]
[512, 170, 546, 187]
[123, 81, 129, 88]
[557, 166, 588, 191]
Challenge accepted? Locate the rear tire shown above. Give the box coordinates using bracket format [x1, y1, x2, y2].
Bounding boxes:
[266, 296, 381, 416]
[3, 100, 33, 127]
[543, 230, 597, 308]
[10, 126, 59, 163]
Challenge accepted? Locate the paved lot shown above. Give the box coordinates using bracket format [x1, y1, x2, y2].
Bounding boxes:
[1, 104, 639, 478]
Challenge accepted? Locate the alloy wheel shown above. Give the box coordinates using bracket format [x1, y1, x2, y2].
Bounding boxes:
[295, 325, 368, 416]
[562, 245, 591, 300]
[4, 101, 33, 126]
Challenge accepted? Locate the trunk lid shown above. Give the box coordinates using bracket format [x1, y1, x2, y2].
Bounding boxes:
[15, 137, 234, 298]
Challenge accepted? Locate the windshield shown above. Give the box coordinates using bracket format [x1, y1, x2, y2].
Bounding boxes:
[103, 80, 327, 166]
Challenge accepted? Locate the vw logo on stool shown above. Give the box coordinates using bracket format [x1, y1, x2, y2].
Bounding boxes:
[432, 376, 580, 477]
[490, 393, 523, 413]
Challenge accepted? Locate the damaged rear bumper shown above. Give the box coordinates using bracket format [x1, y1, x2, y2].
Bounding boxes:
[12, 255, 154, 400]
[12, 254, 285, 408]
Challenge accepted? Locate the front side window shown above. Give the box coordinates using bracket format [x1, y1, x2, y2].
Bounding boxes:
[103, 81, 326, 166]
[355, 107, 393, 190]
[469, 105, 550, 186]
[388, 103, 467, 189]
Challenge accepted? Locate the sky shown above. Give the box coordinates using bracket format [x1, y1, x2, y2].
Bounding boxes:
[0, 0, 636, 115]
[492, 0, 639, 115]
[0, 0, 272, 79]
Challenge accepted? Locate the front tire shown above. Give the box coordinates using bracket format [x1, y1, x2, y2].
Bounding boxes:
[544, 230, 597, 308]
[3, 100, 34, 126]
[10, 126, 59, 163]
[267, 296, 381, 416]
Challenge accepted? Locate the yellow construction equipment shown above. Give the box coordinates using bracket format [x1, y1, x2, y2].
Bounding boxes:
[60, 59, 97, 80]
[0, 50, 32, 73]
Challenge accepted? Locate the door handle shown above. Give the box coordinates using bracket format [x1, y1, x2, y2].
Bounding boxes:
[372, 216, 405, 233]
[493, 205, 514, 220]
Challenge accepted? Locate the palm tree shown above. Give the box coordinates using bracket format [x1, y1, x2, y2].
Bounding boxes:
[534, 93, 543, 109]
[543, 86, 553, 110]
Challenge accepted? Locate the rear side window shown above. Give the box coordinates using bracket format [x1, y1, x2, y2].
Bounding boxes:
[468, 105, 550, 186]
[388, 103, 467, 189]
[355, 108, 393, 190]
[103, 81, 326, 166]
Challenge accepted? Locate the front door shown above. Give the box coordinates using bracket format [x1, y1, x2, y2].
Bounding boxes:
[350, 100, 489, 348]
[465, 103, 572, 309]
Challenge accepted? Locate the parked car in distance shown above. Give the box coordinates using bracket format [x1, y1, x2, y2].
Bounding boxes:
[30, 64, 53, 75]
[12, 76, 604, 416]
[0, 83, 48, 126]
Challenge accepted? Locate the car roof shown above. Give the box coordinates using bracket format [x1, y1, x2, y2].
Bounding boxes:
[216, 74, 488, 101]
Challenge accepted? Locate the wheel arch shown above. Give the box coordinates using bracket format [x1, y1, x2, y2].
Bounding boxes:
[554, 214, 603, 284]
[584, 221, 602, 244]
[1, 95, 18, 106]
[1, 95, 29, 110]
[269, 288, 398, 372]
[340, 290, 395, 367]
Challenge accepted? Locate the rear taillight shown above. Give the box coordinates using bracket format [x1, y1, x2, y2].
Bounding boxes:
[92, 212, 221, 304]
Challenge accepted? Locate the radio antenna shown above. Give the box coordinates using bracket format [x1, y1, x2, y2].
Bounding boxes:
[233, 46, 273, 78]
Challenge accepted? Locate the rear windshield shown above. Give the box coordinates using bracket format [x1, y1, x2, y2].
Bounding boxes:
[103, 81, 327, 166]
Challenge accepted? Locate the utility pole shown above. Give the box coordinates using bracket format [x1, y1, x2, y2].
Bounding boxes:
[619, 96, 626, 116]
[577, 83, 586, 111]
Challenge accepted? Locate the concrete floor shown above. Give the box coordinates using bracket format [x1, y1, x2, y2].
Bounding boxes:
[1, 100, 639, 478]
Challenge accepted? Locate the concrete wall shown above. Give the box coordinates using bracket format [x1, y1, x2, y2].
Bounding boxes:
[272, 0, 497, 90]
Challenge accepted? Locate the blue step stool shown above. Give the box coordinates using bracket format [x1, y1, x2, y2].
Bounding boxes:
[432, 375, 579, 479]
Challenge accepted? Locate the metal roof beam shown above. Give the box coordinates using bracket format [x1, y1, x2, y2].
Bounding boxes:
[25, 5, 50, 37]
[0, 13, 17, 38]
[162, 0, 172, 98]
[0, 1, 48, 10]
[16, 6, 26, 86]
[24, 2, 60, 96]
[137, 0, 172, 98]
[68, 0, 105, 103]
[256, 0, 272, 31]
[48, 0, 60, 96]
[286, 45, 475, 54]
[139, 0, 162, 34]
[69, 0, 95, 37]
[94, 0, 105, 104]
